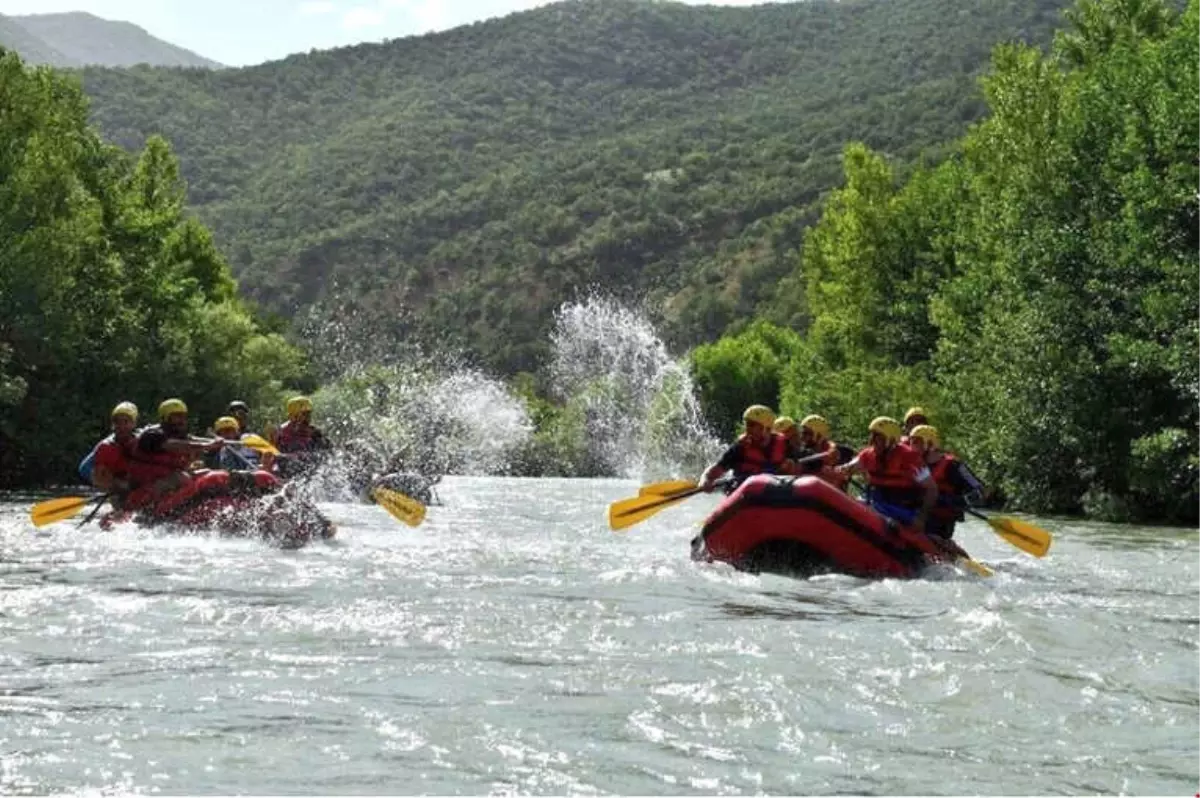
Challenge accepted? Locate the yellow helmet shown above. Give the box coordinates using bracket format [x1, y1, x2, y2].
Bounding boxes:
[909, 424, 940, 447]
[158, 398, 188, 420]
[214, 416, 239, 434]
[772, 416, 796, 433]
[111, 401, 138, 421]
[743, 404, 776, 428]
[904, 406, 928, 425]
[868, 416, 902, 445]
[800, 414, 831, 440]
[286, 395, 313, 419]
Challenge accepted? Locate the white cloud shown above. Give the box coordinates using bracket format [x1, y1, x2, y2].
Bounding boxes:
[298, 0, 337, 14]
[342, 5, 387, 29]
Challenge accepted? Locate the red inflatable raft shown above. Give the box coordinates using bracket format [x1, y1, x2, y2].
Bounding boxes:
[100, 472, 336, 548]
[691, 475, 973, 579]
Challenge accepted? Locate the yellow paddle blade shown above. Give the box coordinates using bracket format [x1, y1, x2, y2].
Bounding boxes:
[240, 434, 280, 456]
[988, 516, 1052, 557]
[372, 486, 427, 527]
[638, 479, 700, 497]
[608, 488, 701, 532]
[30, 496, 92, 528]
[958, 557, 994, 578]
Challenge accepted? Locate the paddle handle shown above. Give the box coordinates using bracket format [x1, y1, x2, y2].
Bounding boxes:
[78, 493, 112, 527]
[964, 506, 989, 523]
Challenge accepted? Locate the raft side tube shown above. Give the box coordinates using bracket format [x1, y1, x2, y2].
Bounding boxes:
[696, 475, 966, 579]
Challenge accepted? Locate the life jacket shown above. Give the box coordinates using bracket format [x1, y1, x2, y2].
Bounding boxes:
[125, 424, 194, 485]
[732, 432, 788, 479]
[275, 420, 318, 454]
[858, 442, 928, 508]
[80, 434, 136, 484]
[929, 454, 966, 522]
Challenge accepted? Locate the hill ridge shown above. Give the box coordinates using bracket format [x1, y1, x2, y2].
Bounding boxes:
[2, 10, 221, 68]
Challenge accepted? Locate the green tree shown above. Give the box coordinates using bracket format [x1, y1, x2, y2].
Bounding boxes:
[0, 50, 309, 486]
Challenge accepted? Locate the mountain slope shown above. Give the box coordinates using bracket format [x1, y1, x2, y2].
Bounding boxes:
[8, 12, 220, 68]
[0, 14, 74, 66]
[78, 0, 1071, 373]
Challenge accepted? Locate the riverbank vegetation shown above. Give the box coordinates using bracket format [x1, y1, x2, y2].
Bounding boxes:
[0, 52, 309, 487]
[692, 0, 1199, 523]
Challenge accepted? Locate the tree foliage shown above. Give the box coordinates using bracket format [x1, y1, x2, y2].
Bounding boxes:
[0, 51, 308, 487]
[708, 0, 1197, 523]
[74, 0, 1073, 374]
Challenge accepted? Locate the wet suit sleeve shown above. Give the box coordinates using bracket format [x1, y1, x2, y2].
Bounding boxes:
[715, 442, 742, 470]
[948, 461, 985, 504]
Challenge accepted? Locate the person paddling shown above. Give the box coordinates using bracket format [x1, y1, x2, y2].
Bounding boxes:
[908, 424, 985, 540]
[836, 416, 937, 533]
[227, 400, 251, 435]
[793, 414, 856, 491]
[80, 402, 140, 504]
[699, 405, 791, 493]
[123, 398, 227, 517]
[772, 416, 805, 459]
[900, 406, 929, 445]
[208, 416, 264, 471]
[271, 396, 331, 478]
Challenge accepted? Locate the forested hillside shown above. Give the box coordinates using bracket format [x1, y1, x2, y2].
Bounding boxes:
[0, 12, 220, 68]
[79, 0, 1071, 373]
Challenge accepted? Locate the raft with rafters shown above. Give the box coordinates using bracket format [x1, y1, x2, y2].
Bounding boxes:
[690, 474, 973, 579]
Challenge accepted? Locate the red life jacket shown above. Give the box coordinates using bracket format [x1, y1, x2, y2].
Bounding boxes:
[126, 424, 193, 485]
[94, 435, 132, 479]
[929, 454, 965, 522]
[275, 420, 317, 453]
[857, 442, 928, 507]
[733, 432, 787, 477]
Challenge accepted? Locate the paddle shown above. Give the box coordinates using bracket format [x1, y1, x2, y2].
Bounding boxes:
[30, 495, 105, 528]
[372, 485, 427, 527]
[77, 493, 112, 527]
[616, 460, 844, 531]
[964, 507, 1052, 558]
[638, 479, 701, 497]
[609, 479, 732, 532]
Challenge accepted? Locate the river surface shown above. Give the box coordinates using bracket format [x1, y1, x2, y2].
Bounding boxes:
[1, 477, 1196, 796]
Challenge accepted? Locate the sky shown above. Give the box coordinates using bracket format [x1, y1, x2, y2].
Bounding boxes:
[0, 0, 773, 67]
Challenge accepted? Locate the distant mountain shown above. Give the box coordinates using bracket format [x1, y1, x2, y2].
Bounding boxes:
[0, 13, 73, 65]
[0, 11, 220, 68]
[79, 0, 1072, 374]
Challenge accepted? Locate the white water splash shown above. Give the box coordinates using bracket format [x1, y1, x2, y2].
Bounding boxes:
[296, 300, 533, 492]
[548, 297, 720, 479]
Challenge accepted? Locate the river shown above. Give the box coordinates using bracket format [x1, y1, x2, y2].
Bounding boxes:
[1, 477, 1196, 795]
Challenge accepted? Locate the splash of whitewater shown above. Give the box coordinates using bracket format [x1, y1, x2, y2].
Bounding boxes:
[548, 297, 720, 480]
[296, 294, 718, 486]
